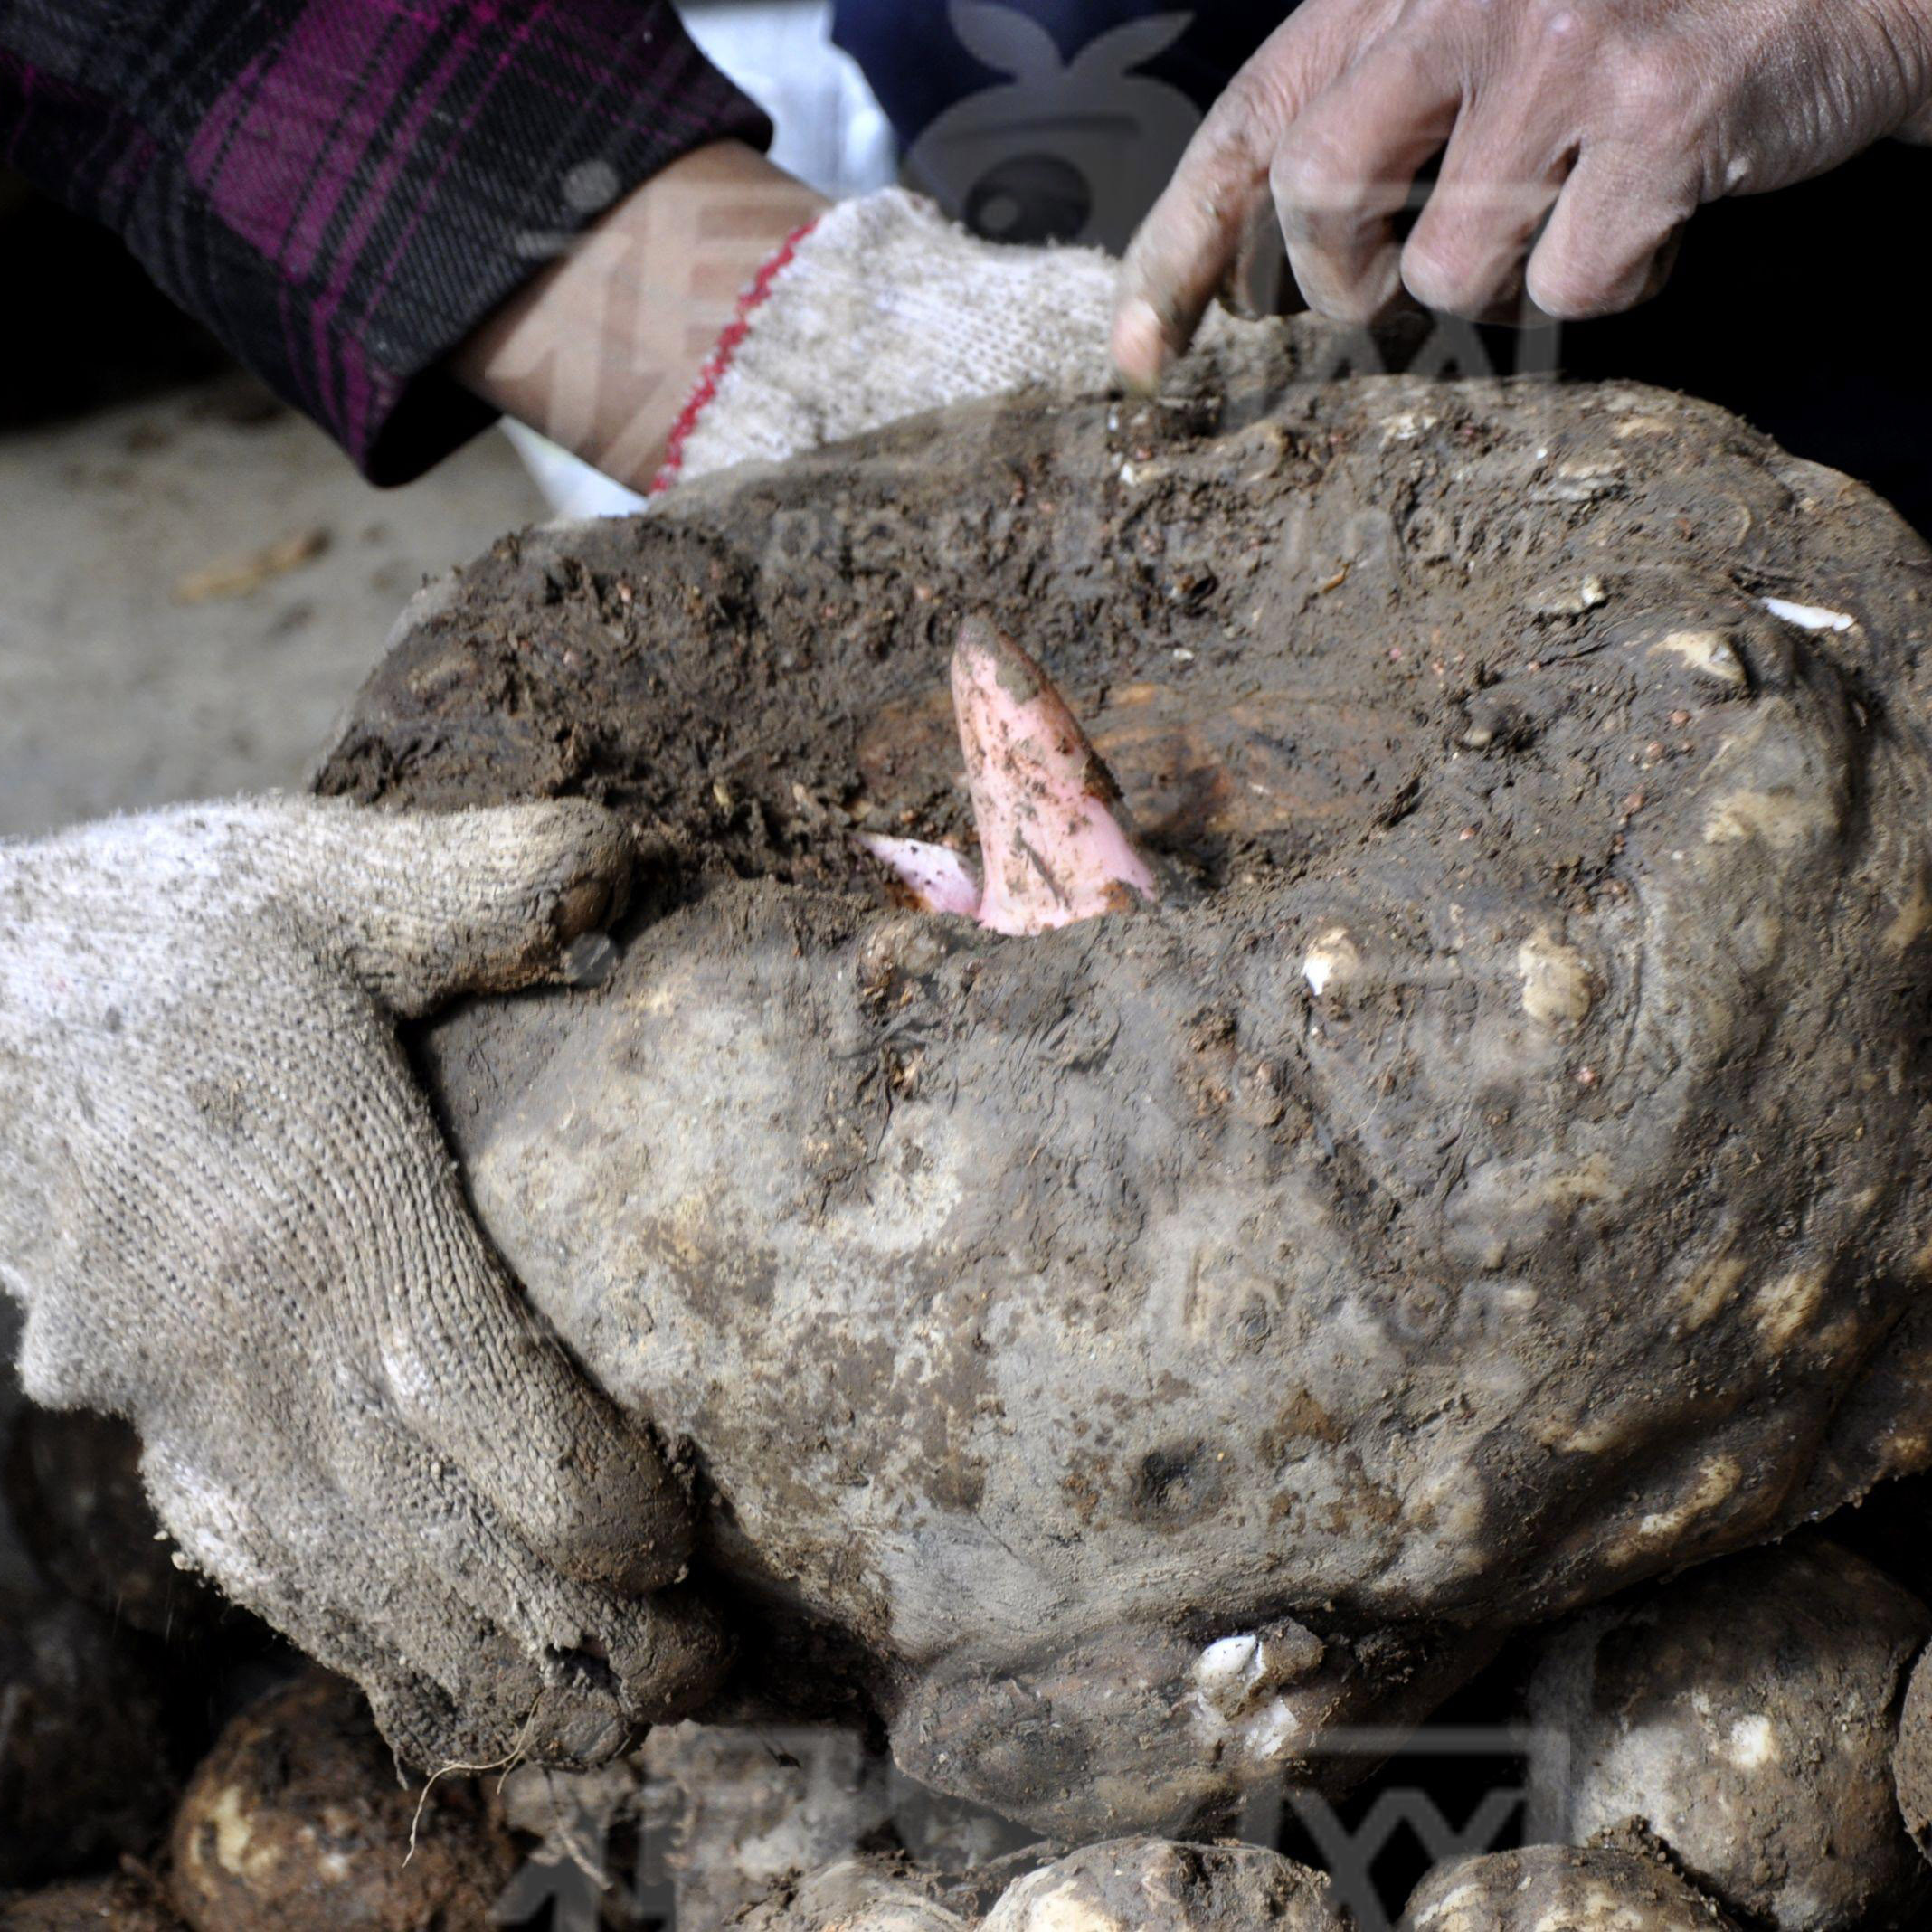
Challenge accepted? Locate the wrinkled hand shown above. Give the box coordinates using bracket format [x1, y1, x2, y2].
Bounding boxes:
[0, 798, 726, 1768]
[1113, 0, 1932, 372]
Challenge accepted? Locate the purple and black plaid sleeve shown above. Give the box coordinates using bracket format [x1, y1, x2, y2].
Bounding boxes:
[0, 0, 771, 481]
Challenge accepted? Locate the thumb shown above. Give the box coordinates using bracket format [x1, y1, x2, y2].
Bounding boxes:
[277, 798, 634, 1016]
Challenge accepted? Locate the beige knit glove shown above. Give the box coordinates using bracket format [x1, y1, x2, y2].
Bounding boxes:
[0, 797, 725, 1768]
[652, 186, 1245, 491]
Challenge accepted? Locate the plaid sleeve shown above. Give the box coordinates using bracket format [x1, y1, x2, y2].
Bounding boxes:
[0, 0, 772, 482]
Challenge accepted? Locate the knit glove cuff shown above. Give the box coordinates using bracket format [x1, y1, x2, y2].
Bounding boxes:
[655, 188, 1144, 491]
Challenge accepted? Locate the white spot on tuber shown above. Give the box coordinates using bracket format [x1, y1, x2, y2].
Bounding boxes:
[1194, 1634, 1264, 1716]
[1303, 927, 1359, 998]
[1382, 409, 1439, 442]
[1516, 927, 1596, 1028]
[1632, 1455, 1740, 1547]
[990, 1879, 1113, 1932]
[1678, 1254, 1747, 1333]
[1703, 789, 1834, 852]
[1754, 1264, 1828, 1353]
[1188, 1624, 1325, 1759]
[1533, 575, 1609, 617]
[1652, 630, 1748, 688]
[1885, 869, 1932, 953]
[1482, 1154, 1624, 1219]
[1240, 1696, 1302, 1764]
[1762, 596, 1854, 633]
[1544, 1405, 1641, 1456]
[205, 1785, 277, 1880]
[1728, 1714, 1778, 1768]
[1191, 1625, 1323, 1729]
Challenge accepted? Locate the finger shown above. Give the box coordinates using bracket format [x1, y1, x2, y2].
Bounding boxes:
[139, 1431, 542, 1766]
[1229, 193, 1294, 318]
[1525, 145, 1697, 320]
[1113, 10, 1374, 385]
[241, 976, 701, 1596]
[285, 797, 636, 1014]
[369, 1160, 698, 1594]
[1270, 39, 1461, 324]
[309, 1603, 567, 1773]
[1400, 99, 1573, 320]
[365, 1663, 528, 1773]
[330, 1587, 564, 1768]
[345, 1398, 728, 1732]
[142, 1416, 708, 1771]
[369, 1614, 640, 1770]
[119, 943, 698, 1598]
[366, 1647, 668, 1772]
[38, 942, 695, 1605]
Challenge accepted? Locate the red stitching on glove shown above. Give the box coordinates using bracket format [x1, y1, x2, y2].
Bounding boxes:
[649, 216, 824, 496]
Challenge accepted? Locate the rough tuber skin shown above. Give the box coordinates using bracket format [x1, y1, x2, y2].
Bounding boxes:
[1524, 1539, 1930, 1932]
[735, 1856, 972, 1931]
[1890, 1638, 1932, 1861]
[1399, 1845, 1743, 1931]
[982, 1839, 1345, 1930]
[317, 321, 1932, 1838]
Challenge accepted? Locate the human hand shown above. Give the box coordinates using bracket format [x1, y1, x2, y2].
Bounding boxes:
[1113, 0, 1932, 379]
[456, 141, 829, 496]
[0, 798, 726, 1769]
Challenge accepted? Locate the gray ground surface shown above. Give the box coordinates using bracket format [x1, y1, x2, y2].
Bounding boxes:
[0, 377, 544, 840]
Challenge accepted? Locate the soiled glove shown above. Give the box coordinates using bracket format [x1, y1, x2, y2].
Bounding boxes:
[652, 187, 1248, 492]
[0, 797, 726, 1767]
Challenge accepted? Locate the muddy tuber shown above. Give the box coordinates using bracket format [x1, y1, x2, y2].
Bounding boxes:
[1523, 1539, 1929, 1932]
[312, 323, 1932, 1837]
